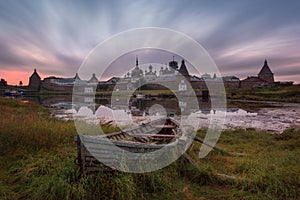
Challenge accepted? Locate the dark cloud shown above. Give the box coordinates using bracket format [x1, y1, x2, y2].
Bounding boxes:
[0, 0, 300, 83]
[0, 40, 25, 66]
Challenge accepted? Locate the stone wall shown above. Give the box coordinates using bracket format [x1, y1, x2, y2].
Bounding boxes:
[41, 81, 73, 91]
[38, 76, 277, 92]
[191, 80, 240, 90]
[240, 78, 266, 89]
[224, 81, 240, 89]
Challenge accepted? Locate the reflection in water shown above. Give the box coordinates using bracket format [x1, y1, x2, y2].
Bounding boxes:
[20, 95, 300, 133]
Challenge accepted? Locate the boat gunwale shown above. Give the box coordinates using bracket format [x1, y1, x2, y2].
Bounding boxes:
[79, 117, 181, 147]
[80, 117, 179, 139]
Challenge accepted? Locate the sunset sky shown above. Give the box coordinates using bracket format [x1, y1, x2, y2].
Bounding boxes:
[0, 0, 300, 85]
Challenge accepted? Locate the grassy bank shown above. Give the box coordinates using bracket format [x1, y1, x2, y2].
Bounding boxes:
[227, 85, 300, 103]
[0, 98, 299, 199]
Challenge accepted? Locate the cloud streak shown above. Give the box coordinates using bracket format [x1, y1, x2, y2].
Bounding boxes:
[0, 0, 300, 84]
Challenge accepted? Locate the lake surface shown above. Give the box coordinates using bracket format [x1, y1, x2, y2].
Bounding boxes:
[20, 95, 300, 133]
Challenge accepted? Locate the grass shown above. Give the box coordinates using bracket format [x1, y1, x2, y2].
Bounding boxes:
[0, 98, 299, 199]
[227, 85, 300, 103]
[196, 128, 300, 199]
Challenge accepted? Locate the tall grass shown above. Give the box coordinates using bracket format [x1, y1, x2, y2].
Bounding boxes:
[196, 128, 300, 199]
[0, 98, 299, 199]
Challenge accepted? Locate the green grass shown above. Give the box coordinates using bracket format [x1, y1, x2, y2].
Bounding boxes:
[0, 98, 299, 199]
[197, 128, 300, 198]
[228, 85, 300, 103]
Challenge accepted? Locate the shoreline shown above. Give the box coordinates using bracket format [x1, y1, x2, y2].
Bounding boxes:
[1, 84, 300, 103]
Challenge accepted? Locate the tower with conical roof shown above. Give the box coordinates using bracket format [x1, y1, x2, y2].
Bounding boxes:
[258, 59, 274, 83]
[29, 69, 41, 90]
[178, 60, 189, 78]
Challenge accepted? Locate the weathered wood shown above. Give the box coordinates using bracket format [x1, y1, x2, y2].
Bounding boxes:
[183, 153, 200, 169]
[76, 117, 181, 174]
[153, 125, 176, 129]
[193, 136, 231, 155]
[132, 134, 176, 138]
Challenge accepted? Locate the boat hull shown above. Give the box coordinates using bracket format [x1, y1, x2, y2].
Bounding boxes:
[76, 118, 184, 174]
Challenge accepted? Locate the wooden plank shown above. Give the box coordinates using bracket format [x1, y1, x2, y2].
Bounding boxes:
[132, 134, 176, 138]
[193, 136, 230, 155]
[153, 125, 176, 128]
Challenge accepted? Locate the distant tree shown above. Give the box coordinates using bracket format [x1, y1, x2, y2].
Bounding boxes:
[0, 78, 7, 86]
[19, 81, 23, 86]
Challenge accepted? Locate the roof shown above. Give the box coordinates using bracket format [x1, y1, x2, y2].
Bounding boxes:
[223, 76, 239, 80]
[106, 77, 120, 83]
[59, 78, 75, 83]
[74, 73, 81, 80]
[259, 60, 273, 75]
[30, 69, 41, 79]
[44, 76, 60, 80]
[222, 76, 240, 81]
[44, 76, 75, 82]
[190, 75, 203, 81]
[242, 76, 265, 82]
[178, 60, 189, 77]
[88, 73, 99, 83]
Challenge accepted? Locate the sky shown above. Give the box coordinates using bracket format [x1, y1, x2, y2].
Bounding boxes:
[0, 0, 300, 85]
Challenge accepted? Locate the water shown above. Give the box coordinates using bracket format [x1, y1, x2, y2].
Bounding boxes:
[23, 95, 300, 133]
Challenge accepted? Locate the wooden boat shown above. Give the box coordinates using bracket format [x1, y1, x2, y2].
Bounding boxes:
[76, 117, 183, 174]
